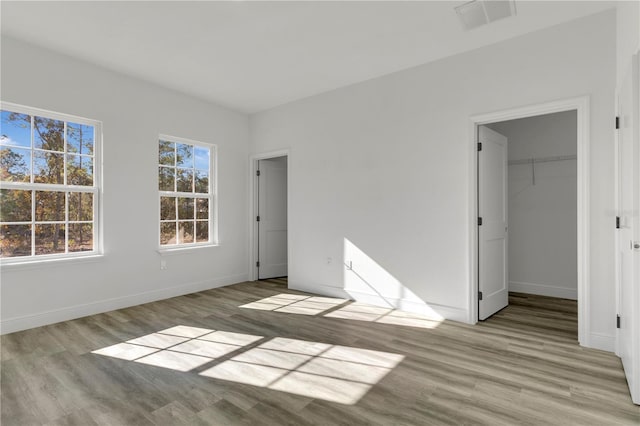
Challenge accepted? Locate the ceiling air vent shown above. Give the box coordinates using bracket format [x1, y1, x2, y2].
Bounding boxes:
[455, 1, 516, 31]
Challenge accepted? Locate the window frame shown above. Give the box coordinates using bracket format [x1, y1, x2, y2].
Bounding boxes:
[157, 134, 217, 251]
[0, 101, 103, 264]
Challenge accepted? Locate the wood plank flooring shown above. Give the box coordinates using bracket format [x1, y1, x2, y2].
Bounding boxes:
[2, 281, 638, 425]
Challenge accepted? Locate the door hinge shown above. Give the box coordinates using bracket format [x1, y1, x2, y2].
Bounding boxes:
[616, 314, 621, 329]
[256, 216, 260, 222]
[615, 116, 620, 130]
[478, 291, 483, 301]
[616, 216, 621, 229]
[478, 217, 483, 226]
[256, 170, 261, 176]
[256, 261, 260, 267]
[477, 142, 482, 152]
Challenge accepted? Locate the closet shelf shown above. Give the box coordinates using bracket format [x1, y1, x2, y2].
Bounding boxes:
[508, 154, 576, 166]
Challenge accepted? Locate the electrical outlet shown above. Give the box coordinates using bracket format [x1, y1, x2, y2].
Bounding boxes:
[160, 260, 167, 270]
[326, 257, 332, 264]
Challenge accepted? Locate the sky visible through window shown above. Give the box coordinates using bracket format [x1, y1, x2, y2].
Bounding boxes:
[1, 110, 31, 148]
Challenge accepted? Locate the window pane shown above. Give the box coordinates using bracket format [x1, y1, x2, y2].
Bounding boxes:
[0, 108, 99, 259]
[66, 123, 94, 155]
[35, 224, 65, 255]
[67, 154, 93, 186]
[0, 224, 31, 257]
[178, 221, 194, 244]
[195, 170, 209, 194]
[35, 191, 65, 222]
[160, 222, 176, 245]
[69, 223, 93, 252]
[160, 197, 176, 220]
[159, 167, 175, 191]
[0, 189, 32, 222]
[34, 116, 64, 151]
[196, 198, 209, 220]
[176, 169, 193, 192]
[176, 143, 193, 168]
[0, 147, 31, 182]
[1, 111, 31, 148]
[194, 146, 209, 170]
[196, 221, 208, 243]
[68, 192, 93, 221]
[159, 140, 175, 166]
[159, 139, 212, 248]
[34, 151, 64, 184]
[177, 197, 194, 220]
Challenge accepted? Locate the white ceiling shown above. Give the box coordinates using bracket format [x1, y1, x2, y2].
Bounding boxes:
[1, 1, 616, 114]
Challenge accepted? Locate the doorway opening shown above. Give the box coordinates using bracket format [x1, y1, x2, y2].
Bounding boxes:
[470, 97, 590, 346]
[250, 152, 289, 282]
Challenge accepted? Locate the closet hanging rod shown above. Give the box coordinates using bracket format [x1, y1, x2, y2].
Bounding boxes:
[508, 154, 577, 166]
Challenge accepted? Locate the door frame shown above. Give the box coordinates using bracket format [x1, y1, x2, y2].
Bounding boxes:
[468, 96, 590, 346]
[248, 149, 290, 282]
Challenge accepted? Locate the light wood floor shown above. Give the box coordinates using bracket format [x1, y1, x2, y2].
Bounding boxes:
[2, 280, 638, 425]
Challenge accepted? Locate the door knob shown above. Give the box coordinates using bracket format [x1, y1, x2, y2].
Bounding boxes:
[634, 242, 640, 250]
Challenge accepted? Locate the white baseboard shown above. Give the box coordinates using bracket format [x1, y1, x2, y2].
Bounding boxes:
[288, 280, 468, 323]
[587, 332, 615, 352]
[0, 273, 248, 335]
[509, 281, 577, 300]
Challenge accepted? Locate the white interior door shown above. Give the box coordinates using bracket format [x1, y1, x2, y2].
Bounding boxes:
[478, 125, 509, 320]
[258, 157, 288, 279]
[616, 53, 640, 405]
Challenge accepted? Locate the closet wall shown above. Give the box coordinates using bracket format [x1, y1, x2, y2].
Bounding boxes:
[487, 111, 578, 299]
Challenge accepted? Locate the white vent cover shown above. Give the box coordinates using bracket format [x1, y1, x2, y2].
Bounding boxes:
[455, 1, 517, 30]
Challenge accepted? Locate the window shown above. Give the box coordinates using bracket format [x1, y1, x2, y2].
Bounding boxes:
[158, 136, 215, 248]
[0, 103, 101, 261]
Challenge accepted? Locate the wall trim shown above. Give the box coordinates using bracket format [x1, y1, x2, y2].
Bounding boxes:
[469, 95, 591, 347]
[0, 273, 248, 335]
[589, 332, 615, 352]
[509, 281, 577, 300]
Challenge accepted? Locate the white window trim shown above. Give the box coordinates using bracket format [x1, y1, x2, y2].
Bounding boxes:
[0, 101, 103, 265]
[157, 134, 218, 253]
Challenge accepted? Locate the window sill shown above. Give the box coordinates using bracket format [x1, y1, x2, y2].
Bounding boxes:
[157, 244, 219, 256]
[0, 253, 105, 272]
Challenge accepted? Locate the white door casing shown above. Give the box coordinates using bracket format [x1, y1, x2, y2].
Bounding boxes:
[470, 97, 589, 346]
[616, 53, 640, 405]
[478, 126, 509, 320]
[258, 157, 288, 279]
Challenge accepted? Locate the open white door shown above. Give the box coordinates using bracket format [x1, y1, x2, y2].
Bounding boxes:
[616, 54, 640, 405]
[478, 125, 509, 320]
[257, 157, 288, 279]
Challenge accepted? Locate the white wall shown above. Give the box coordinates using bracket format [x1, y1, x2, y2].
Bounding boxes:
[617, 0, 640, 87]
[0, 37, 250, 333]
[488, 111, 578, 300]
[250, 11, 616, 349]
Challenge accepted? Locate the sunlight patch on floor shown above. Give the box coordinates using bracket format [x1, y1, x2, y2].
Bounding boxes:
[326, 302, 443, 329]
[239, 293, 346, 315]
[91, 326, 404, 405]
[201, 336, 403, 404]
[240, 293, 443, 329]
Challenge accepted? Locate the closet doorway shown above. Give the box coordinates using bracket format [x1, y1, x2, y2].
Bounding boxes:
[249, 151, 289, 282]
[471, 97, 590, 345]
